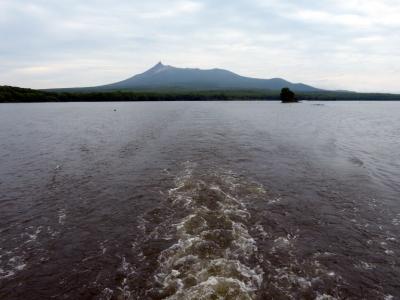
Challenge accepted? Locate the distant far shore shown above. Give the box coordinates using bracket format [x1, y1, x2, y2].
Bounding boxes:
[1, 86, 400, 103]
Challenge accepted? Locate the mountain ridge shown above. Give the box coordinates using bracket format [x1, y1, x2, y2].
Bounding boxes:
[50, 62, 323, 92]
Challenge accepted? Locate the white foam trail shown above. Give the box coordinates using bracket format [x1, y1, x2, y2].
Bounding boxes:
[154, 162, 263, 299]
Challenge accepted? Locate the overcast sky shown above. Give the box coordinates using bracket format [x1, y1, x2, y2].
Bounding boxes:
[1, 0, 399, 92]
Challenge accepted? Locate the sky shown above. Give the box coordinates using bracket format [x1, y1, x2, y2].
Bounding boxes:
[0, 0, 399, 92]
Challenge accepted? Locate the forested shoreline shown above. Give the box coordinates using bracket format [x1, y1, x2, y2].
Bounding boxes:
[1, 85, 399, 102]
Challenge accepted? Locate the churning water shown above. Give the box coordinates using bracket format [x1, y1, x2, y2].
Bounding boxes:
[0, 101, 399, 299]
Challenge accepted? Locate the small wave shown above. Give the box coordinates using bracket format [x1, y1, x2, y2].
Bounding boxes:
[348, 156, 364, 167]
[0, 252, 26, 280]
[116, 256, 136, 299]
[153, 162, 263, 299]
[58, 209, 67, 225]
[23, 226, 42, 243]
[99, 288, 114, 300]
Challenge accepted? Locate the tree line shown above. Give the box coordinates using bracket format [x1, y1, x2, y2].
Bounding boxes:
[1, 85, 399, 103]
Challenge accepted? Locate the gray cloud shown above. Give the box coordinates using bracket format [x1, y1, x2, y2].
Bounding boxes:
[0, 0, 399, 92]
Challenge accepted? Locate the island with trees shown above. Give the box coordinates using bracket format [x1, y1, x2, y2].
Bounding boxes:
[280, 87, 299, 103]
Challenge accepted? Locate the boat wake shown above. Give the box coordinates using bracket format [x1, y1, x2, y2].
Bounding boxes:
[152, 162, 264, 299]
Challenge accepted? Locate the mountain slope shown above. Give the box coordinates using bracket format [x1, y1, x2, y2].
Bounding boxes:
[94, 62, 321, 92]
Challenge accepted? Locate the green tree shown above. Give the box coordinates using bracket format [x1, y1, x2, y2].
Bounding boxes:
[280, 87, 297, 103]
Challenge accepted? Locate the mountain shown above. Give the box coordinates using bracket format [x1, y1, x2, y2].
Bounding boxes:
[84, 62, 321, 92]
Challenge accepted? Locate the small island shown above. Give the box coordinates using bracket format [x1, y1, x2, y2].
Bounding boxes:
[280, 87, 299, 103]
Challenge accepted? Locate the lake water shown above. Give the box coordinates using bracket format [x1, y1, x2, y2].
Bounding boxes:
[0, 101, 399, 299]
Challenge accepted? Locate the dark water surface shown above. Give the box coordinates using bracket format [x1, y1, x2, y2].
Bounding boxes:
[0, 101, 399, 299]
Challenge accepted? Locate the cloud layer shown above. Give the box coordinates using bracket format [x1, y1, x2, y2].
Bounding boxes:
[1, 0, 399, 92]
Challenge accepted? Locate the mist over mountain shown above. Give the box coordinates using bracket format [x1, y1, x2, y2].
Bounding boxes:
[60, 62, 322, 92]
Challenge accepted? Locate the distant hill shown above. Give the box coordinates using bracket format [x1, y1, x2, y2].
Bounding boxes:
[49, 62, 322, 92]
